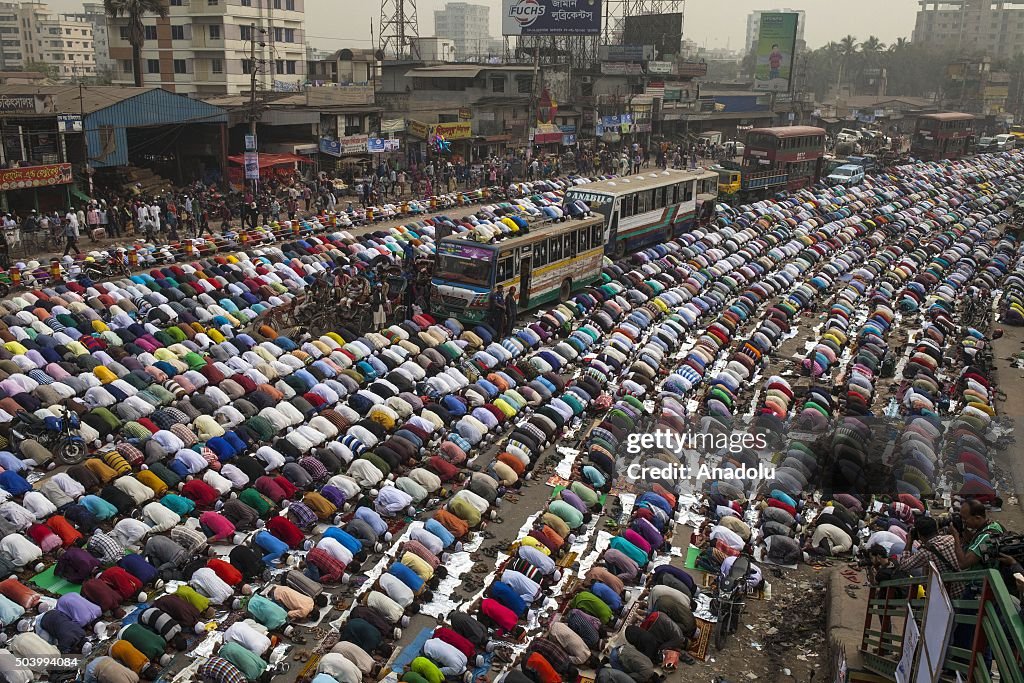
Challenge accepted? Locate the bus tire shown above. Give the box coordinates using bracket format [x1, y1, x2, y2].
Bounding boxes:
[559, 278, 572, 301]
[613, 240, 626, 259]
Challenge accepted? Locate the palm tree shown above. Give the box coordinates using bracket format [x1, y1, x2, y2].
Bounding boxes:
[861, 35, 886, 55]
[888, 37, 911, 53]
[103, 0, 168, 87]
[836, 35, 859, 93]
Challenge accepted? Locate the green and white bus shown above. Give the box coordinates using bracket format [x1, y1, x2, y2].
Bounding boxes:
[430, 215, 605, 323]
[564, 168, 718, 258]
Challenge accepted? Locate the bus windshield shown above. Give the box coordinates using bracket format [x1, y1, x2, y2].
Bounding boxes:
[435, 243, 494, 288]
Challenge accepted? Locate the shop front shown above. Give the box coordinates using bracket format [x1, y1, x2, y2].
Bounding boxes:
[0, 163, 73, 213]
[406, 120, 473, 165]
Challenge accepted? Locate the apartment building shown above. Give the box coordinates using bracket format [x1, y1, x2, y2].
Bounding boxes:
[108, 0, 306, 97]
[0, 3, 99, 78]
[913, 0, 1024, 59]
[433, 2, 496, 61]
[80, 3, 114, 76]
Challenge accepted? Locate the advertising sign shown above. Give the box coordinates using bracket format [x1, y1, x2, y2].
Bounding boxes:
[408, 119, 431, 139]
[243, 152, 260, 180]
[0, 163, 73, 190]
[0, 94, 57, 114]
[752, 12, 799, 92]
[502, 0, 602, 37]
[57, 114, 82, 133]
[458, 108, 473, 120]
[368, 138, 400, 153]
[601, 62, 643, 75]
[647, 61, 675, 75]
[244, 134, 257, 151]
[599, 44, 653, 62]
[381, 118, 406, 133]
[340, 134, 369, 153]
[623, 13, 683, 59]
[384, 139, 401, 152]
[432, 121, 473, 140]
[319, 138, 342, 157]
[438, 242, 493, 261]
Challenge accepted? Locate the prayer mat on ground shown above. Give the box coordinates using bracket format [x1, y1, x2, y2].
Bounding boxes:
[389, 627, 434, 672]
[687, 618, 713, 662]
[30, 565, 82, 595]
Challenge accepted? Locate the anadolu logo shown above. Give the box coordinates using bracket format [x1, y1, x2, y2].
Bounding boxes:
[509, 0, 546, 28]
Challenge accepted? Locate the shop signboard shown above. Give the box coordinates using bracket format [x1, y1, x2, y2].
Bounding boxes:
[0, 163, 73, 190]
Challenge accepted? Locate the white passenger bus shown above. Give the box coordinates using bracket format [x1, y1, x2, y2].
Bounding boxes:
[564, 168, 718, 258]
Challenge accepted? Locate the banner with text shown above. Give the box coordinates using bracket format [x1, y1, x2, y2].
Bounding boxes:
[502, 0, 602, 36]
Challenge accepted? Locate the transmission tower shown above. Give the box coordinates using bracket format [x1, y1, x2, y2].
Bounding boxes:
[379, 0, 420, 60]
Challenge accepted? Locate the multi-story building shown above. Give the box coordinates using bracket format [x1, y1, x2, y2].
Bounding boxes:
[79, 3, 114, 77]
[19, 3, 97, 80]
[0, 3, 21, 71]
[108, 0, 306, 97]
[745, 8, 806, 54]
[913, 0, 1024, 59]
[433, 2, 492, 61]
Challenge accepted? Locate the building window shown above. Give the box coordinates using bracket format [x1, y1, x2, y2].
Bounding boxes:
[170, 0, 182, 5]
[211, 58, 223, 73]
[173, 58, 186, 73]
[273, 0, 281, 7]
[147, 58, 159, 73]
[240, 24, 252, 41]
[121, 59, 132, 73]
[144, 25, 157, 40]
[65, 28, 71, 34]
[286, 0, 295, 9]
[517, 77, 531, 94]
[241, 0, 251, 5]
[209, 25, 220, 39]
[284, 28, 294, 42]
[119, 26, 128, 40]
[491, 77, 504, 93]
[275, 59, 284, 73]
[286, 59, 296, 74]
[273, 27, 282, 41]
[208, 0, 218, 4]
[171, 25, 184, 40]
[242, 59, 253, 74]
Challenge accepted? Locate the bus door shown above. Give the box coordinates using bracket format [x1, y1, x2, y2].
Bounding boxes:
[516, 244, 533, 307]
[518, 255, 532, 307]
[608, 200, 623, 258]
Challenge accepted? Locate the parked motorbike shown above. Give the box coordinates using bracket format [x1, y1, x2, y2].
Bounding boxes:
[10, 401, 87, 466]
[712, 555, 759, 650]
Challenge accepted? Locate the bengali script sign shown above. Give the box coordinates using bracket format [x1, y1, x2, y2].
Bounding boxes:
[0, 163, 72, 191]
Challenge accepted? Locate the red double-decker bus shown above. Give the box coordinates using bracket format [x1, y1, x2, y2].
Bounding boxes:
[911, 112, 975, 161]
[739, 126, 826, 199]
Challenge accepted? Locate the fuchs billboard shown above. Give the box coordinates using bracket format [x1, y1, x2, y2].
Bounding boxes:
[502, 0, 602, 36]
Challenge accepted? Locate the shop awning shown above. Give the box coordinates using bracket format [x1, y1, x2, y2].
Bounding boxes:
[70, 186, 91, 203]
[534, 132, 563, 144]
[228, 153, 311, 168]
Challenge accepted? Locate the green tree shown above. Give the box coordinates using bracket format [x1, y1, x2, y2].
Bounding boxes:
[102, 0, 168, 87]
[22, 61, 60, 80]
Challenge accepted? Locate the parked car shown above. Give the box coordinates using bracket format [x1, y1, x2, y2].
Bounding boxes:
[994, 133, 1016, 151]
[836, 128, 863, 144]
[826, 164, 865, 186]
[977, 136, 998, 153]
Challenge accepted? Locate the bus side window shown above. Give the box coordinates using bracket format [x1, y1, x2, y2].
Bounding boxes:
[549, 236, 563, 262]
[621, 193, 634, 218]
[563, 232, 576, 258]
[534, 241, 547, 267]
[683, 182, 694, 202]
[496, 258, 514, 283]
[578, 227, 590, 252]
[654, 186, 665, 209]
[591, 223, 603, 247]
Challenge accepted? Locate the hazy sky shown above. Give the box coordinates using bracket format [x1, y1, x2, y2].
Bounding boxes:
[47, 0, 920, 52]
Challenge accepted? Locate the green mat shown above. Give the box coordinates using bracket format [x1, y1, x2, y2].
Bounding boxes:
[30, 565, 81, 595]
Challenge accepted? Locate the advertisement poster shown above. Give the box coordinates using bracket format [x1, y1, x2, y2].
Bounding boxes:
[502, 0, 601, 36]
[243, 152, 260, 180]
[752, 12, 799, 92]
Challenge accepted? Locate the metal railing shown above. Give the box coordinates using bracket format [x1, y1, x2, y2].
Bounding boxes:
[860, 569, 1024, 683]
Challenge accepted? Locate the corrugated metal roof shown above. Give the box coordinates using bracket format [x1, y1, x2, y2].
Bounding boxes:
[0, 84, 155, 115]
[920, 112, 975, 121]
[405, 64, 536, 78]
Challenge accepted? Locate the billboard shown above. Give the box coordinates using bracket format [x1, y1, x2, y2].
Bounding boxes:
[622, 13, 682, 59]
[752, 12, 799, 92]
[502, 0, 601, 37]
[0, 163, 72, 190]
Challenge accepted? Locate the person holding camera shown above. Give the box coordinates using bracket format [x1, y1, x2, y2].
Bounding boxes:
[893, 516, 964, 598]
[950, 499, 1005, 571]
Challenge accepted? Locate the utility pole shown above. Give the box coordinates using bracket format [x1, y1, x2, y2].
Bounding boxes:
[247, 22, 265, 193]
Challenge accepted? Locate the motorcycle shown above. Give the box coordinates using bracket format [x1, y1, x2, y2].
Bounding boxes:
[711, 555, 759, 650]
[10, 401, 88, 466]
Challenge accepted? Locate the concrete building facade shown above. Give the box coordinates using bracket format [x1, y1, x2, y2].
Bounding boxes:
[913, 0, 1024, 59]
[108, 0, 306, 96]
[19, 3, 97, 80]
[433, 2, 493, 61]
